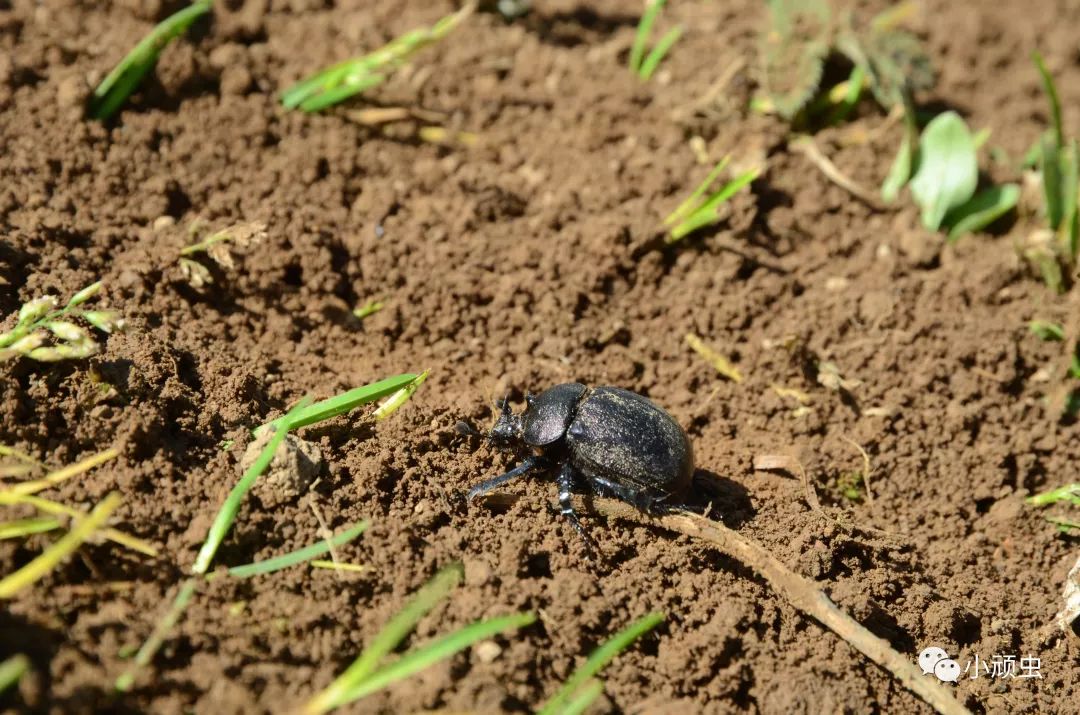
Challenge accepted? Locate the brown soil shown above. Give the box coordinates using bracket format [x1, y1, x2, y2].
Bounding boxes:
[2, 0, 1080, 713]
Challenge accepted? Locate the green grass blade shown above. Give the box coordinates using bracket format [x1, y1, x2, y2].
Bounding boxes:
[89, 1, 212, 120]
[1026, 483, 1080, 506]
[1061, 140, 1079, 262]
[826, 64, 866, 126]
[334, 612, 536, 707]
[664, 156, 731, 227]
[255, 374, 417, 436]
[226, 521, 369, 578]
[882, 132, 913, 203]
[638, 25, 682, 81]
[1033, 51, 1064, 149]
[0, 516, 61, 540]
[0, 654, 29, 695]
[0, 493, 120, 598]
[372, 370, 429, 421]
[281, 59, 365, 109]
[192, 398, 312, 575]
[115, 578, 199, 692]
[561, 678, 605, 715]
[668, 169, 758, 242]
[1047, 515, 1080, 533]
[629, 0, 666, 73]
[303, 563, 464, 715]
[298, 73, 388, 113]
[1029, 320, 1065, 341]
[1042, 134, 1064, 230]
[282, 4, 473, 112]
[944, 183, 1020, 242]
[538, 612, 665, 715]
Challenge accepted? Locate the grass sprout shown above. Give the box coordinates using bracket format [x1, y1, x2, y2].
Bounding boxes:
[222, 521, 368, 579]
[115, 578, 199, 692]
[352, 299, 385, 320]
[0, 493, 120, 598]
[372, 370, 429, 421]
[281, 3, 476, 112]
[6, 447, 120, 496]
[88, 1, 212, 120]
[303, 563, 535, 714]
[192, 397, 311, 575]
[1027, 484, 1080, 507]
[1046, 515, 1080, 534]
[664, 157, 757, 243]
[685, 333, 743, 383]
[0, 516, 62, 540]
[0, 492, 156, 556]
[0, 654, 29, 696]
[255, 373, 419, 436]
[628, 0, 682, 81]
[538, 612, 665, 715]
[1022, 52, 1079, 291]
[0, 282, 123, 362]
[179, 221, 267, 290]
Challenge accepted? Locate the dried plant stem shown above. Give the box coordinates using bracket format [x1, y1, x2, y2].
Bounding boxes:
[791, 135, 885, 209]
[477, 493, 971, 715]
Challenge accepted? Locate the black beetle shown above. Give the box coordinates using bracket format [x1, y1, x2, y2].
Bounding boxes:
[467, 383, 693, 551]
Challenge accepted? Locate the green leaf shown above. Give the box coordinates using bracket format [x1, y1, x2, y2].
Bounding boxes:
[303, 564, 464, 714]
[538, 612, 665, 715]
[1029, 320, 1065, 341]
[225, 521, 369, 578]
[334, 612, 536, 706]
[760, 0, 832, 119]
[0, 655, 30, 696]
[910, 111, 978, 231]
[630, 0, 667, 73]
[66, 282, 103, 309]
[881, 132, 913, 203]
[944, 184, 1019, 242]
[255, 374, 418, 435]
[89, 1, 212, 120]
[1032, 51, 1064, 149]
[1061, 140, 1079, 262]
[1042, 134, 1064, 230]
[639, 26, 682, 81]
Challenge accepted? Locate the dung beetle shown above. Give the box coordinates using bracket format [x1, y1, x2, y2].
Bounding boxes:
[467, 383, 694, 551]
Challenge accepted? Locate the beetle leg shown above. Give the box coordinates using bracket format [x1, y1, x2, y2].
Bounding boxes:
[467, 456, 538, 501]
[587, 474, 669, 515]
[557, 462, 601, 557]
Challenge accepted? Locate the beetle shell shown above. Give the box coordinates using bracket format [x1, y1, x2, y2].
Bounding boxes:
[522, 382, 587, 446]
[565, 386, 693, 497]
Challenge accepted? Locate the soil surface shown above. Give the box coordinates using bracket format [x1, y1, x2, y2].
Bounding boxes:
[2, 1, 1080, 713]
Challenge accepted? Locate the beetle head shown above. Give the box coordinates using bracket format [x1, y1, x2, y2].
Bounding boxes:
[488, 397, 523, 447]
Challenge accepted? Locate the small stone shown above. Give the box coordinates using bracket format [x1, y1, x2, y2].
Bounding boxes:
[474, 640, 502, 664]
[153, 215, 176, 231]
[241, 432, 323, 507]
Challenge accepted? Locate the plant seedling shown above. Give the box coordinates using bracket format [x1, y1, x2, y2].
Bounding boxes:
[88, 1, 212, 120]
[883, 111, 1019, 241]
[302, 563, 535, 714]
[628, 0, 682, 82]
[664, 156, 758, 243]
[179, 221, 267, 289]
[0, 493, 120, 598]
[537, 612, 665, 715]
[1020, 52, 1079, 292]
[281, 3, 476, 112]
[0, 282, 123, 362]
[759, 0, 934, 125]
[0, 655, 29, 696]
